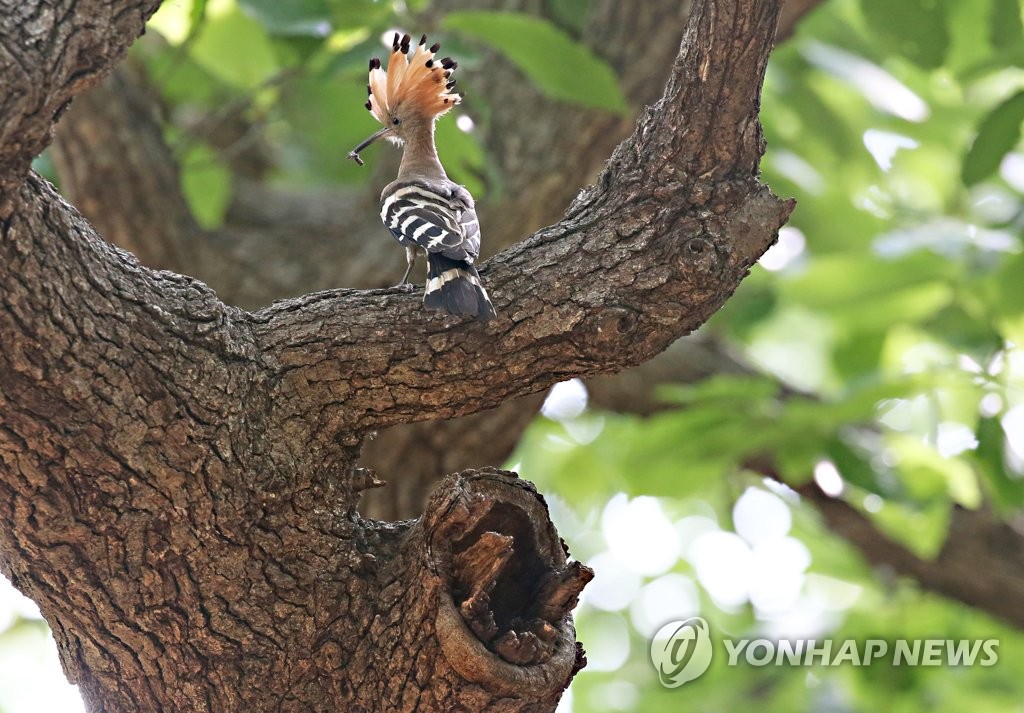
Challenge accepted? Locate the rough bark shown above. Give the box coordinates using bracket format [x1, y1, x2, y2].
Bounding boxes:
[45, 0, 715, 524]
[0, 1, 159, 196]
[39, 0, 1024, 643]
[0, 1, 787, 712]
[46, 0, 824, 523]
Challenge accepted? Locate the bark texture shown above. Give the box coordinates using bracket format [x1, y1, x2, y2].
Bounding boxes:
[36, 0, 1024, 650]
[0, 0, 787, 711]
[45, 0, 728, 521]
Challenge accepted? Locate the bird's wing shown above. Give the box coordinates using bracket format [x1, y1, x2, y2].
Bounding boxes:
[451, 184, 481, 259]
[380, 181, 479, 262]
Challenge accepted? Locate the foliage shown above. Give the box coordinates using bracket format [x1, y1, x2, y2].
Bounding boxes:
[5, 0, 1024, 711]
[137, 0, 626, 223]
[515, 0, 1024, 710]
[442, 11, 627, 113]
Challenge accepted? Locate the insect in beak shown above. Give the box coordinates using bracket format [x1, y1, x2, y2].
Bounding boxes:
[347, 127, 392, 166]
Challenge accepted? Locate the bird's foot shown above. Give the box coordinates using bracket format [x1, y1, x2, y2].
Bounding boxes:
[393, 281, 417, 292]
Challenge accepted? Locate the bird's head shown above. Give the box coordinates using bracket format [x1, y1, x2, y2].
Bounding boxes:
[348, 33, 462, 166]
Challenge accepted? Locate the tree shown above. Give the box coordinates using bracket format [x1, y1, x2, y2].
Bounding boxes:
[0, 0, 790, 710]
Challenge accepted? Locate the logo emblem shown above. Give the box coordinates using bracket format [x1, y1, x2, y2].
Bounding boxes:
[650, 617, 713, 687]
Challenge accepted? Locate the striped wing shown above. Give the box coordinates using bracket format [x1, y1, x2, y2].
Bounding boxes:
[380, 182, 479, 262]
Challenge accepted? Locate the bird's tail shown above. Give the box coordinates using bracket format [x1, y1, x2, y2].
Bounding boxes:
[423, 254, 496, 322]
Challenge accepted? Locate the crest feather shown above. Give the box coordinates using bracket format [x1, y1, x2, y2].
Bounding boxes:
[365, 33, 462, 125]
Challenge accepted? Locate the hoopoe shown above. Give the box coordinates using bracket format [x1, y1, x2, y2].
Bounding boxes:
[348, 32, 496, 322]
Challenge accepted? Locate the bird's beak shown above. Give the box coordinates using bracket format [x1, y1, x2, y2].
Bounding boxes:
[347, 127, 391, 166]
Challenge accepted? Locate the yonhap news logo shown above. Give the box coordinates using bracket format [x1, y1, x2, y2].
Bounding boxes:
[650, 618, 714, 687]
[721, 637, 999, 668]
[650, 618, 999, 687]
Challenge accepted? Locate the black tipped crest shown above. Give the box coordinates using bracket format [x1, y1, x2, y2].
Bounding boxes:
[361, 32, 463, 129]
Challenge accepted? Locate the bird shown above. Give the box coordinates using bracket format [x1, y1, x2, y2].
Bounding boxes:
[348, 32, 496, 322]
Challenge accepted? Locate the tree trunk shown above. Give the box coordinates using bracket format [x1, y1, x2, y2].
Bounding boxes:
[36, 0, 1024, 639]
[0, 0, 788, 710]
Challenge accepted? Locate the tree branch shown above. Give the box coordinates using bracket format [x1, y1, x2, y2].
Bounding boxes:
[48, 61, 384, 308]
[801, 484, 1024, 630]
[50, 0, 698, 305]
[361, 394, 545, 520]
[254, 0, 790, 440]
[46, 0, 824, 524]
[49, 60, 203, 271]
[0, 0, 789, 707]
[775, 0, 826, 41]
[0, 0, 161, 199]
[46, 0, 712, 520]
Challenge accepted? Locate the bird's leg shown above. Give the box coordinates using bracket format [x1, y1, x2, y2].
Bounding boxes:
[395, 246, 418, 290]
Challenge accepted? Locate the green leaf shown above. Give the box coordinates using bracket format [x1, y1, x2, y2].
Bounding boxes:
[987, 251, 1024, 319]
[790, 81, 858, 159]
[548, 0, 591, 34]
[435, 116, 486, 197]
[922, 304, 1002, 354]
[832, 329, 886, 379]
[860, 0, 949, 68]
[187, 0, 208, 42]
[329, 1, 394, 31]
[712, 277, 777, 340]
[974, 416, 1024, 507]
[442, 11, 627, 113]
[890, 435, 980, 507]
[318, 36, 383, 77]
[180, 143, 231, 229]
[826, 282, 953, 334]
[866, 499, 952, 560]
[146, 49, 227, 107]
[190, 5, 278, 88]
[778, 252, 953, 309]
[826, 438, 895, 497]
[990, 0, 1024, 52]
[278, 75, 370, 183]
[945, 0, 994, 73]
[238, 0, 331, 37]
[509, 416, 629, 505]
[656, 374, 779, 407]
[31, 153, 58, 185]
[271, 35, 326, 66]
[962, 90, 1024, 186]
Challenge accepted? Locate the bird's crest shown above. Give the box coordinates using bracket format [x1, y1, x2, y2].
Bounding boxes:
[366, 33, 462, 123]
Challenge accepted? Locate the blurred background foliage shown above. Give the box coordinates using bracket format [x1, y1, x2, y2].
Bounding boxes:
[11, 0, 1024, 711]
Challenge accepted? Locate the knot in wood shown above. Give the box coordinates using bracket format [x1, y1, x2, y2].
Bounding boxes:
[595, 307, 639, 344]
[680, 235, 722, 274]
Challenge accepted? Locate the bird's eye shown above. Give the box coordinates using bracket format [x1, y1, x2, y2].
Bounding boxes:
[392, 117, 401, 126]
